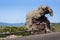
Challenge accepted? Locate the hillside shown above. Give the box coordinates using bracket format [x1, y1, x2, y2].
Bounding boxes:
[0, 22, 25, 26]
[0, 22, 60, 26]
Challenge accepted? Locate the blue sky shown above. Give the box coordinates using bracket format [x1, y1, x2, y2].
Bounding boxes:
[0, 0, 60, 23]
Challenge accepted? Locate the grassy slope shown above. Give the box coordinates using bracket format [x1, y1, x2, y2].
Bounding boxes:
[55, 25, 60, 32]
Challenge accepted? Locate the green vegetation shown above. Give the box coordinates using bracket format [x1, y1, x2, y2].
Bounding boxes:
[54, 25, 60, 32]
[51, 23, 60, 32]
[0, 26, 30, 38]
[55, 26, 60, 32]
[0, 26, 25, 32]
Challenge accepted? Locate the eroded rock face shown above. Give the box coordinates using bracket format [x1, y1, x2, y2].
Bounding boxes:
[25, 5, 54, 34]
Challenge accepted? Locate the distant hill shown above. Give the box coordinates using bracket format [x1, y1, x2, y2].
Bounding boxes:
[0, 22, 25, 26]
[0, 22, 60, 26]
[51, 23, 60, 26]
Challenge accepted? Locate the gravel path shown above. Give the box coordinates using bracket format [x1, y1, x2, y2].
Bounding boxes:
[4, 32, 60, 40]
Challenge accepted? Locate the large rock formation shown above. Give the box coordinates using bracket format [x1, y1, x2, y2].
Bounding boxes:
[25, 5, 55, 34]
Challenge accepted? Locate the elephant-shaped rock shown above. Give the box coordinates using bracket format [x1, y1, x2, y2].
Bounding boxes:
[25, 5, 54, 34]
